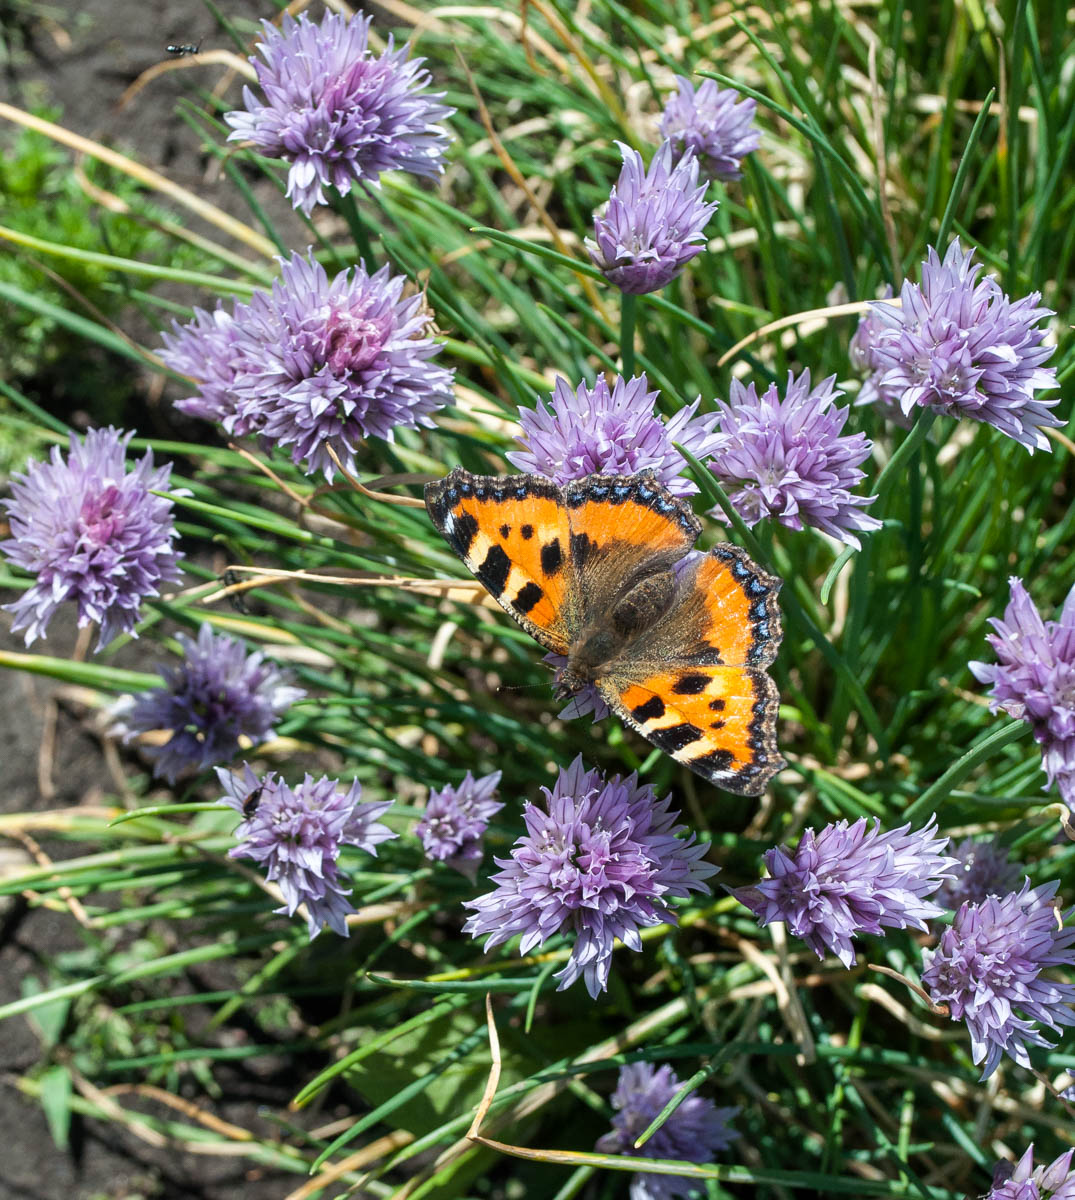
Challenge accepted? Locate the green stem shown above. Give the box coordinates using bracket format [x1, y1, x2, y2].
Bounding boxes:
[620, 293, 637, 378]
[338, 189, 376, 268]
[875, 409, 938, 504]
[904, 720, 1027, 821]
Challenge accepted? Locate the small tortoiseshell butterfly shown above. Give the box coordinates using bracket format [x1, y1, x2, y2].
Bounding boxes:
[425, 468, 784, 795]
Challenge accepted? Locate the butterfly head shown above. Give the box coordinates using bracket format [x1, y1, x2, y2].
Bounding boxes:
[556, 635, 616, 697]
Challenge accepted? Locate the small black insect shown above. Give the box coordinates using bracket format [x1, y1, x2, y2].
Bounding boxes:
[166, 41, 201, 56]
[221, 568, 250, 614]
[241, 785, 264, 819]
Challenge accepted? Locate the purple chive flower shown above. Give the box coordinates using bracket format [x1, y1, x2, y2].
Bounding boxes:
[160, 251, 455, 479]
[849, 288, 911, 421]
[935, 836, 1022, 910]
[112, 623, 305, 784]
[224, 10, 453, 216]
[707, 370, 882, 549]
[969, 577, 1075, 810]
[736, 816, 957, 968]
[659, 76, 759, 182]
[463, 756, 716, 997]
[858, 240, 1059, 450]
[987, 1145, 1075, 1200]
[586, 141, 717, 295]
[219, 764, 396, 938]
[2, 428, 183, 649]
[161, 306, 243, 426]
[415, 769, 503, 881]
[849, 290, 892, 384]
[506, 373, 721, 495]
[921, 879, 1075, 1079]
[595, 1062, 738, 1200]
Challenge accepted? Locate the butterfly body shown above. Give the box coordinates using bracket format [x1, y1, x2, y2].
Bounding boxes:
[425, 467, 784, 794]
[559, 567, 677, 690]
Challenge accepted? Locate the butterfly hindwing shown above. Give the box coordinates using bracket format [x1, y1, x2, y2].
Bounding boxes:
[596, 543, 783, 794]
[424, 468, 575, 653]
[660, 545, 783, 671]
[605, 666, 782, 795]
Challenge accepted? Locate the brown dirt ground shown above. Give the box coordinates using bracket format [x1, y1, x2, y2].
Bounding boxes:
[0, 3, 339, 1196]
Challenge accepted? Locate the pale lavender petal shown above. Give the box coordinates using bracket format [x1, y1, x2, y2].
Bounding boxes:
[586, 141, 717, 295]
[221, 766, 396, 939]
[737, 815, 957, 967]
[224, 11, 453, 215]
[595, 1061, 737, 1200]
[659, 76, 759, 182]
[852, 241, 1059, 451]
[2, 428, 183, 649]
[463, 756, 717, 997]
[507, 372, 719, 496]
[159, 251, 455, 479]
[708, 370, 881, 549]
[935, 836, 1021, 910]
[415, 769, 503, 881]
[969, 577, 1075, 809]
[921, 880, 1075, 1079]
[112, 623, 305, 784]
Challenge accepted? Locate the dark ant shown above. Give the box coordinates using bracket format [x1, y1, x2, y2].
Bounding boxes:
[241, 785, 264, 819]
[166, 41, 201, 56]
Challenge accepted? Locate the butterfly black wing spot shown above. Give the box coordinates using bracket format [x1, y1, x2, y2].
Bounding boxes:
[570, 531, 596, 567]
[514, 582, 544, 614]
[540, 538, 564, 577]
[693, 749, 736, 776]
[449, 510, 479, 556]
[649, 723, 705, 753]
[672, 672, 709, 694]
[476, 545, 512, 597]
[630, 695, 666, 722]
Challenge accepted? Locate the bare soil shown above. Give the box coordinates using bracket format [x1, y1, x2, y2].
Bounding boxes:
[0, 3, 329, 1196]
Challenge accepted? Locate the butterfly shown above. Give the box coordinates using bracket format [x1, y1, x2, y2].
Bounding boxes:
[425, 468, 784, 795]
